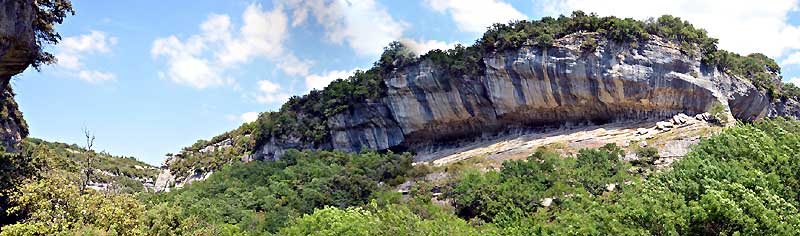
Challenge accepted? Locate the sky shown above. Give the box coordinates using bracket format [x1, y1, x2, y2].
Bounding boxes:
[13, 0, 800, 166]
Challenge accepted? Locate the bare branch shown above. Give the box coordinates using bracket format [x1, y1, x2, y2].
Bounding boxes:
[80, 127, 96, 194]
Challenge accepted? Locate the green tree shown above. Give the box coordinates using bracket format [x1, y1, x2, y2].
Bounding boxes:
[31, 0, 75, 69]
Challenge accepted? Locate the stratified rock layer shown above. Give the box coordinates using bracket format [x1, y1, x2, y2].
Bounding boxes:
[254, 34, 784, 160]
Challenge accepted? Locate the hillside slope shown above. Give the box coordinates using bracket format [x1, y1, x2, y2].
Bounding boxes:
[24, 138, 158, 193]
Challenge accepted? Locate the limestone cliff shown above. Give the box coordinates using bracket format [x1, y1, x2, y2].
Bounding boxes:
[0, 0, 35, 152]
[158, 31, 800, 191]
[253, 34, 788, 160]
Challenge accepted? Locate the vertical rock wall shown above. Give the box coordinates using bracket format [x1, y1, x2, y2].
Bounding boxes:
[0, 0, 35, 152]
[317, 35, 772, 156]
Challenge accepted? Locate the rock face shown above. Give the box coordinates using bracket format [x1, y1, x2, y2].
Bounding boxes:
[0, 0, 36, 81]
[154, 168, 174, 192]
[769, 98, 800, 118]
[252, 34, 790, 160]
[0, 0, 35, 152]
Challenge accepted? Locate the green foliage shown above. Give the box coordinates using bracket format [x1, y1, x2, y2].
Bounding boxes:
[31, 0, 75, 69]
[709, 51, 783, 98]
[0, 146, 46, 225]
[633, 146, 660, 166]
[783, 82, 800, 99]
[579, 35, 598, 53]
[140, 150, 415, 234]
[249, 66, 387, 151]
[3, 118, 788, 235]
[476, 11, 717, 54]
[169, 121, 256, 178]
[0, 169, 144, 236]
[279, 203, 486, 236]
[23, 137, 158, 193]
[420, 118, 800, 235]
[709, 101, 729, 124]
[0, 85, 28, 140]
[448, 144, 637, 224]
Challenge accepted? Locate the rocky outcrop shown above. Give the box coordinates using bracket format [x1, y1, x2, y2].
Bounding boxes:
[0, 0, 36, 80]
[769, 98, 800, 118]
[159, 33, 799, 192]
[0, 0, 36, 152]
[251, 34, 788, 161]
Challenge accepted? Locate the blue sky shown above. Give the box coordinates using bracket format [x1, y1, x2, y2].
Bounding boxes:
[13, 0, 800, 165]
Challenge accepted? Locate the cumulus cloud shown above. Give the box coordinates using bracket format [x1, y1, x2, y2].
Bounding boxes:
[60, 31, 117, 53]
[304, 68, 361, 91]
[425, 0, 527, 33]
[217, 5, 288, 65]
[283, 0, 407, 55]
[782, 51, 800, 66]
[277, 54, 313, 77]
[55, 53, 81, 70]
[77, 70, 116, 83]
[240, 112, 259, 123]
[536, 0, 800, 58]
[399, 38, 461, 55]
[788, 77, 800, 86]
[152, 3, 312, 89]
[152, 35, 226, 89]
[254, 80, 291, 104]
[225, 111, 260, 123]
[54, 31, 118, 83]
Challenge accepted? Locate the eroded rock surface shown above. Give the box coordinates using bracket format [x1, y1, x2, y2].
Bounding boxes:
[0, 0, 36, 152]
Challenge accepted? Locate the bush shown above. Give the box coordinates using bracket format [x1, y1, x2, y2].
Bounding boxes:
[141, 150, 415, 234]
[634, 146, 660, 165]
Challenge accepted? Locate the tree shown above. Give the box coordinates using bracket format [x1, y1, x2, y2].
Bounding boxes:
[79, 128, 95, 194]
[31, 0, 75, 69]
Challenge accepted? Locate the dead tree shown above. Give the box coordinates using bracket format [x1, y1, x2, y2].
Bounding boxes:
[80, 128, 95, 194]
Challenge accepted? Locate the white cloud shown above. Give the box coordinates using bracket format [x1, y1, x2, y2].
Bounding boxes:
[254, 80, 290, 104]
[782, 51, 800, 66]
[152, 35, 227, 89]
[400, 38, 461, 55]
[284, 0, 407, 55]
[54, 31, 118, 84]
[305, 68, 360, 91]
[217, 4, 288, 65]
[277, 54, 313, 77]
[77, 70, 116, 83]
[225, 111, 260, 123]
[152, 3, 312, 89]
[537, 0, 800, 58]
[55, 53, 81, 70]
[425, 0, 527, 33]
[788, 77, 800, 86]
[241, 112, 259, 123]
[60, 30, 117, 53]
